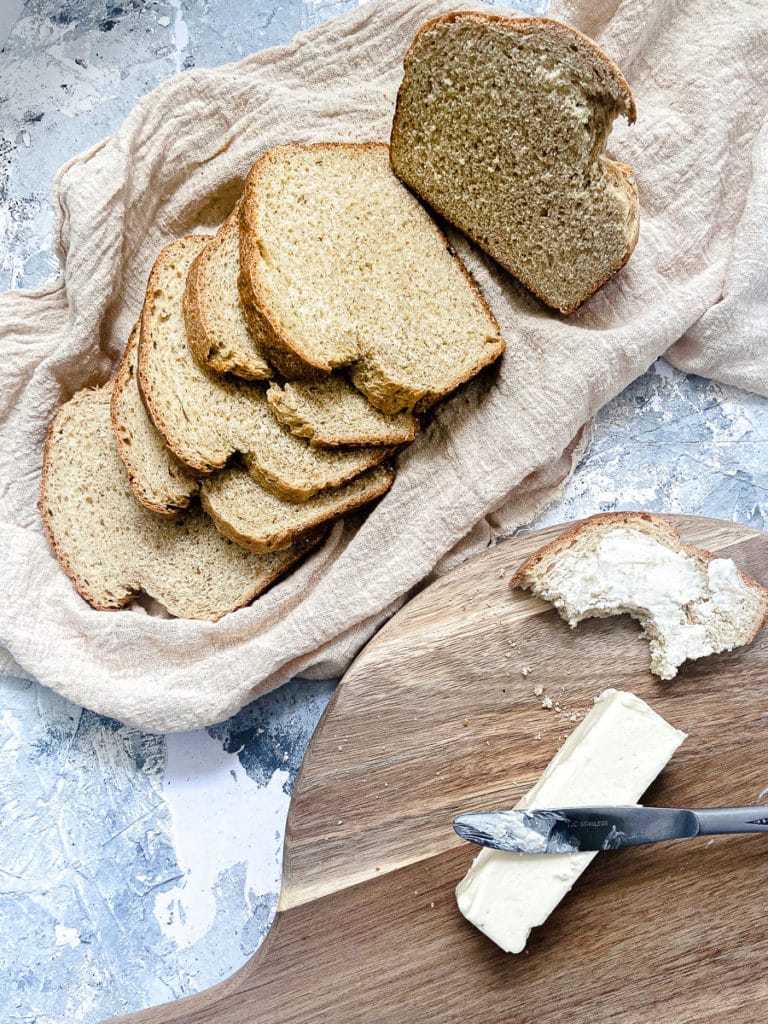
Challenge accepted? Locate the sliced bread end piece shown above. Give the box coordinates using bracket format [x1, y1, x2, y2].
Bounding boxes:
[111, 322, 200, 517]
[390, 12, 639, 314]
[511, 511, 768, 679]
[239, 142, 505, 412]
[183, 204, 274, 381]
[201, 463, 394, 554]
[267, 378, 418, 448]
[40, 384, 320, 620]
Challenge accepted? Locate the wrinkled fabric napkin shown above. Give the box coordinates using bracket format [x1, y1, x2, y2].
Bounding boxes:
[1, 0, 766, 732]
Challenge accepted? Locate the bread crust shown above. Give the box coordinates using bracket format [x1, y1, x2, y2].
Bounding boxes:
[510, 511, 768, 645]
[110, 322, 199, 518]
[390, 12, 639, 315]
[239, 141, 505, 410]
[137, 234, 219, 473]
[183, 204, 274, 381]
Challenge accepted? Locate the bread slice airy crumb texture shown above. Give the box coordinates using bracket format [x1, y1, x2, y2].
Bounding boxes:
[390, 13, 639, 314]
[267, 378, 418, 448]
[111, 322, 199, 517]
[136, 235, 391, 502]
[183, 203, 273, 380]
[201, 463, 394, 554]
[238, 143, 505, 414]
[511, 512, 768, 679]
[39, 384, 317, 620]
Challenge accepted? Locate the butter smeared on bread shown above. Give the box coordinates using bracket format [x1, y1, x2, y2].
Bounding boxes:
[511, 512, 768, 679]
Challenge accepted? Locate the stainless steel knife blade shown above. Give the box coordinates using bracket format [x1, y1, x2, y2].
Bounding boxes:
[452, 805, 768, 854]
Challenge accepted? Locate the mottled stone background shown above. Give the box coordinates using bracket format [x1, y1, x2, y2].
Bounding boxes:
[1, 2, 766, 1022]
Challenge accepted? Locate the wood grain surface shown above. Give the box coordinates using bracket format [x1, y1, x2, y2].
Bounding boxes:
[109, 516, 768, 1024]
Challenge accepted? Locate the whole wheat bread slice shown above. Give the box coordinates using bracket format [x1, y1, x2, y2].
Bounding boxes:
[134, 235, 391, 502]
[390, 13, 639, 314]
[112, 318, 395, 549]
[111, 322, 199, 517]
[267, 378, 418, 448]
[238, 143, 505, 414]
[201, 462, 394, 554]
[511, 511, 768, 679]
[183, 204, 273, 380]
[39, 384, 318, 620]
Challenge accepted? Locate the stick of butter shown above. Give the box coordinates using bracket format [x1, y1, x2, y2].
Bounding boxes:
[455, 688, 686, 953]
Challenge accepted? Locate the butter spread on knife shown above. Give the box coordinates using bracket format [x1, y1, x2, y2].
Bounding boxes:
[455, 688, 686, 953]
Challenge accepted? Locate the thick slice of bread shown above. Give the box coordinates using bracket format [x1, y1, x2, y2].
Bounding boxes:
[39, 384, 318, 620]
[111, 322, 199, 517]
[239, 143, 505, 414]
[511, 512, 768, 679]
[267, 378, 418, 448]
[183, 204, 273, 380]
[201, 463, 394, 554]
[111, 319, 394, 551]
[390, 13, 639, 314]
[135, 236, 391, 502]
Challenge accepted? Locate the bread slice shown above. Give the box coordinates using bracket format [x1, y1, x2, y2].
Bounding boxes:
[111, 322, 199, 517]
[238, 143, 505, 414]
[39, 384, 318, 620]
[183, 204, 273, 380]
[135, 235, 391, 502]
[111, 317, 395, 550]
[390, 13, 639, 314]
[267, 378, 418, 448]
[511, 512, 768, 679]
[201, 463, 394, 554]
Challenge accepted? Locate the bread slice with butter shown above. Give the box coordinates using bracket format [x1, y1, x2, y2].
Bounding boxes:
[511, 512, 768, 679]
[39, 384, 319, 620]
[238, 142, 505, 414]
[134, 235, 392, 502]
[390, 13, 639, 313]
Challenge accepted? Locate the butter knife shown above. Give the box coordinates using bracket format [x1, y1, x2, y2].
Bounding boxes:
[453, 805, 768, 854]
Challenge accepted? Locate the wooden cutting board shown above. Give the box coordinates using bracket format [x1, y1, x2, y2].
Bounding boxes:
[112, 515, 768, 1024]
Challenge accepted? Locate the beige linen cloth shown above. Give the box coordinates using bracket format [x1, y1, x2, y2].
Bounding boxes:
[1, 0, 766, 732]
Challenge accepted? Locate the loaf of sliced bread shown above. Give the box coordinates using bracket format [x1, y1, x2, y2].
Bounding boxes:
[390, 13, 639, 314]
[39, 384, 318, 620]
[111, 322, 199, 516]
[183, 204, 273, 380]
[267, 378, 418, 448]
[201, 463, 394, 554]
[511, 512, 768, 679]
[239, 143, 505, 414]
[134, 236, 391, 502]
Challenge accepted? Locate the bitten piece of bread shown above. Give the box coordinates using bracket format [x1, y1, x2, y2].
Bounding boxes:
[39, 384, 318, 620]
[183, 203, 273, 380]
[390, 13, 639, 314]
[134, 235, 391, 501]
[238, 143, 505, 414]
[511, 512, 768, 679]
[267, 378, 418, 448]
